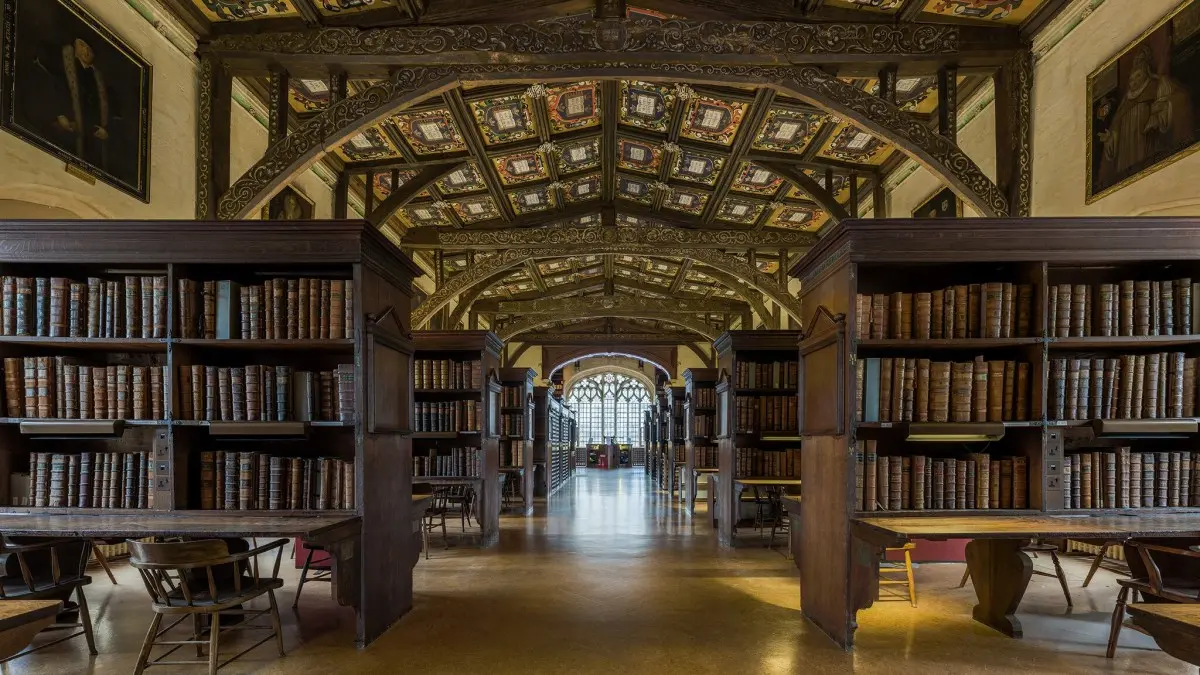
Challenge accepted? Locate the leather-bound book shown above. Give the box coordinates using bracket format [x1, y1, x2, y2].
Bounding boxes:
[290, 457, 303, 510]
[344, 281, 355, 340]
[983, 282, 1003, 338]
[1095, 283, 1114, 336]
[1152, 281, 1163, 335]
[3, 357, 22, 417]
[48, 277, 68, 338]
[1116, 355, 1133, 418]
[231, 367, 246, 421]
[316, 459, 330, 511]
[1012, 456, 1028, 509]
[854, 359, 865, 422]
[244, 365, 260, 421]
[1117, 279, 1134, 336]
[1141, 452, 1155, 507]
[1185, 358, 1198, 417]
[987, 361, 1005, 422]
[330, 280, 346, 340]
[35, 356, 52, 418]
[930, 361, 950, 422]
[911, 454, 925, 511]
[299, 278, 311, 339]
[224, 450, 239, 511]
[262, 282, 273, 339]
[201, 280, 216, 339]
[931, 460, 944, 510]
[998, 458, 1013, 509]
[854, 442, 864, 508]
[1102, 358, 1118, 418]
[930, 289, 944, 339]
[308, 280, 321, 342]
[914, 292, 932, 339]
[68, 282, 85, 337]
[121, 276, 138, 338]
[123, 453, 136, 509]
[1131, 355, 1147, 419]
[1015, 283, 1033, 337]
[212, 452, 224, 509]
[1054, 284, 1072, 338]
[1046, 285, 1058, 338]
[319, 279, 332, 339]
[188, 365, 202, 421]
[238, 452, 255, 510]
[967, 284, 981, 337]
[1080, 453, 1094, 507]
[1, 276, 14, 335]
[1084, 284, 1094, 336]
[261, 366, 275, 421]
[218, 367, 233, 421]
[149, 366, 163, 420]
[132, 366, 147, 420]
[53, 357, 64, 418]
[286, 279, 299, 340]
[1169, 452, 1183, 506]
[878, 357, 893, 423]
[77, 366, 92, 419]
[21, 358, 36, 418]
[955, 459, 967, 509]
[89, 365, 105, 419]
[33, 277, 48, 337]
[176, 279, 194, 338]
[1144, 353, 1161, 419]
[999, 283, 1014, 338]
[943, 458, 956, 510]
[1176, 278, 1192, 334]
[971, 358, 988, 422]
[203, 366, 217, 421]
[292, 370, 314, 422]
[1087, 359, 1103, 419]
[1130, 453, 1143, 508]
[890, 358, 905, 422]
[14, 277, 33, 336]
[1161, 281, 1175, 336]
[869, 294, 886, 339]
[82, 277, 101, 338]
[889, 458, 902, 511]
[915, 358, 931, 422]
[272, 278, 287, 340]
[1168, 351, 1185, 417]
[137, 276, 153, 339]
[1002, 361, 1016, 421]
[318, 371, 335, 421]
[1155, 452, 1170, 507]
[151, 276, 167, 338]
[1069, 283, 1087, 337]
[1077, 359, 1091, 420]
[269, 456, 285, 510]
[863, 440, 877, 511]
[336, 363, 355, 423]
[900, 358, 915, 422]
[950, 361, 973, 423]
[241, 287, 253, 340]
[78, 452, 92, 508]
[952, 285, 968, 338]
[270, 365, 288, 421]
[1133, 280, 1151, 336]
[1049, 359, 1066, 420]
[47, 454, 66, 507]
[342, 460, 354, 510]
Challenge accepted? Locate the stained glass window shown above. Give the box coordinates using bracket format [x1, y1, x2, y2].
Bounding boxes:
[566, 372, 652, 446]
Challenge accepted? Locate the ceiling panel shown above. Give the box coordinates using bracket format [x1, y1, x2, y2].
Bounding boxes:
[714, 197, 765, 225]
[450, 195, 500, 224]
[335, 126, 400, 162]
[195, 0, 299, 21]
[662, 188, 709, 215]
[921, 0, 1045, 24]
[393, 108, 467, 155]
[493, 150, 550, 185]
[468, 94, 537, 145]
[399, 204, 453, 228]
[679, 95, 748, 146]
[730, 162, 784, 196]
[547, 82, 601, 133]
[617, 175, 655, 205]
[556, 137, 602, 175]
[670, 148, 725, 186]
[617, 138, 664, 175]
[816, 122, 895, 165]
[314, 0, 397, 16]
[435, 163, 488, 195]
[564, 174, 602, 203]
[508, 185, 556, 214]
[619, 81, 678, 133]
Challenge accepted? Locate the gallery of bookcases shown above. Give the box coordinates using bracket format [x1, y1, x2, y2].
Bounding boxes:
[534, 386, 576, 497]
[0, 221, 418, 525]
[713, 331, 802, 546]
[498, 367, 535, 514]
[412, 331, 502, 540]
[683, 368, 718, 513]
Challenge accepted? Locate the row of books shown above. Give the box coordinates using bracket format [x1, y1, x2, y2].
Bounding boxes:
[691, 413, 715, 438]
[199, 451, 353, 510]
[413, 448, 481, 477]
[178, 278, 353, 340]
[735, 395, 798, 433]
[1047, 279, 1197, 338]
[414, 359, 483, 390]
[856, 282, 1035, 340]
[734, 448, 800, 478]
[501, 385, 525, 408]
[3, 358, 168, 420]
[855, 442, 1028, 511]
[856, 357, 1032, 423]
[693, 445, 717, 469]
[26, 451, 154, 509]
[499, 413, 526, 437]
[413, 400, 481, 432]
[502, 440, 527, 468]
[1, 275, 168, 339]
[1049, 354, 1199, 420]
[176, 365, 353, 423]
[693, 387, 716, 409]
[735, 360, 798, 389]
[1063, 449, 1198, 509]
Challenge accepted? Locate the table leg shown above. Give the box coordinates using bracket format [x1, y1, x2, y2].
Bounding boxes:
[730, 483, 746, 543]
[964, 538, 1032, 638]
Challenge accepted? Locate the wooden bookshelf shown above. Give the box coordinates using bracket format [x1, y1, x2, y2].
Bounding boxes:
[665, 386, 686, 497]
[533, 386, 575, 497]
[412, 330, 502, 546]
[713, 330, 802, 546]
[790, 217, 1200, 648]
[683, 368, 718, 514]
[498, 367, 535, 515]
[0, 219, 419, 645]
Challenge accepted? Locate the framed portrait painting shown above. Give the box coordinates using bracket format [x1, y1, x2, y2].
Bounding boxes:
[1087, 0, 1200, 203]
[262, 185, 314, 220]
[911, 186, 962, 219]
[0, 0, 152, 201]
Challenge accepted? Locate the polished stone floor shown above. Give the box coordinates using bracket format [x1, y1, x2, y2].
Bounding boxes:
[10, 468, 1191, 673]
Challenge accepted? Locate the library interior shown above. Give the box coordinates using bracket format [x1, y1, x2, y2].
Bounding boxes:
[1, 0, 1200, 673]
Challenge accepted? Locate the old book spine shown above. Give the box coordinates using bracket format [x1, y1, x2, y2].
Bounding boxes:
[1169, 351, 1186, 418]
[114, 364, 128, 420]
[320, 279, 332, 339]
[1, 276, 13, 335]
[121, 276, 137, 338]
[1144, 353, 1161, 419]
[930, 289, 944, 339]
[344, 281, 355, 340]
[888, 458, 902, 511]
[203, 366, 217, 421]
[330, 280, 346, 340]
[269, 456, 285, 510]
[1156, 452, 1169, 507]
[1177, 278, 1193, 334]
[298, 278, 311, 339]
[1095, 283, 1114, 336]
[878, 357, 893, 423]
[245, 365, 261, 421]
[950, 362, 972, 423]
[1152, 281, 1162, 335]
[1186, 358, 1198, 417]
[1131, 355, 1148, 419]
[224, 451, 238, 511]
[1002, 361, 1016, 421]
[971, 358, 988, 422]
[151, 366, 164, 420]
[35, 356, 52, 418]
[870, 294, 888, 340]
[318, 371, 335, 421]
[1088, 359, 1104, 419]
[187, 365, 201, 421]
[914, 292, 931, 340]
[123, 453, 136, 508]
[276, 365, 292, 421]
[855, 359, 865, 422]
[911, 455, 925, 511]
[930, 361, 950, 423]
[247, 285, 261, 339]
[202, 280, 216, 339]
[238, 452, 255, 510]
[272, 278, 286, 340]
[337, 363, 355, 423]
[915, 358, 931, 422]
[47, 277, 67, 338]
[308, 280, 321, 343]
[931, 460, 944, 510]
[218, 367, 232, 421]
[288, 457, 301, 510]
[997, 458, 1012, 509]
[231, 367, 246, 421]
[152, 276, 167, 338]
[967, 284, 981, 337]
[132, 366, 147, 420]
[14, 277, 33, 336]
[1069, 283, 1087, 337]
[949, 285, 965, 338]
[239, 286, 250, 339]
[287, 279, 299, 339]
[3, 358, 21, 417]
[1079, 359, 1093, 420]
[1046, 284, 1058, 338]
[1133, 280, 1151, 336]
[67, 281, 84, 337]
[1161, 281, 1175, 336]
[137, 276, 153, 338]
[987, 361, 1004, 422]
[1116, 279, 1133, 336]
[983, 282, 1003, 338]
[943, 458, 956, 510]
[1001, 282, 1014, 338]
[33, 277, 48, 337]
[1015, 283, 1032, 337]
[889, 358, 904, 422]
[1054, 284, 1071, 339]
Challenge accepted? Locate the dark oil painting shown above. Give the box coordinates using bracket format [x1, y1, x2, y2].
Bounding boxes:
[912, 187, 962, 218]
[1087, 0, 1200, 203]
[0, 0, 152, 201]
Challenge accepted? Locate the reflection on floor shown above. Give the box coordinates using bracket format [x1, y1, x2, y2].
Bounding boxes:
[10, 468, 1192, 674]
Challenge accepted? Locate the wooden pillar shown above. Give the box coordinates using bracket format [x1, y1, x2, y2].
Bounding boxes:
[328, 71, 348, 104]
[267, 66, 290, 219]
[848, 171, 859, 218]
[937, 65, 959, 145]
[873, 181, 888, 218]
[365, 170, 376, 215]
[334, 173, 349, 219]
[196, 53, 232, 219]
[877, 64, 898, 107]
[994, 52, 1033, 217]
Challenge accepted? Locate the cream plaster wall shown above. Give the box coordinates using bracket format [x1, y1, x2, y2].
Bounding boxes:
[0, 0, 332, 220]
[887, 0, 1200, 218]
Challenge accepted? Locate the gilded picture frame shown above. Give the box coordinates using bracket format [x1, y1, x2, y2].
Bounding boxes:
[1086, 0, 1200, 204]
[0, 0, 152, 201]
[261, 185, 315, 220]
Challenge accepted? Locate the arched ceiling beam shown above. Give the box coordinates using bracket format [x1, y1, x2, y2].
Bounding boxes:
[758, 161, 851, 226]
[690, 263, 772, 328]
[498, 309, 719, 342]
[214, 65, 1007, 221]
[491, 295, 748, 316]
[401, 222, 815, 249]
[412, 247, 802, 328]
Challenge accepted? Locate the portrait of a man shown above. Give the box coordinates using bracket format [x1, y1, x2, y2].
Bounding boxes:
[0, 0, 151, 201]
[1088, 1, 1200, 202]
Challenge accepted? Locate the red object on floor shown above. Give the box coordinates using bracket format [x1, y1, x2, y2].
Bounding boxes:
[293, 539, 332, 570]
[885, 538, 967, 563]
[597, 453, 608, 469]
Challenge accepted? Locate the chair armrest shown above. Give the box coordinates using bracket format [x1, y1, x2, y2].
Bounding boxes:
[221, 538, 290, 565]
[0, 538, 83, 554]
[1134, 542, 1200, 559]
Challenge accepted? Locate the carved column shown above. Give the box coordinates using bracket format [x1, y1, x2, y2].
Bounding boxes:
[994, 51, 1033, 217]
[196, 53, 232, 219]
[334, 172, 349, 219]
[877, 64, 898, 107]
[873, 181, 888, 218]
[267, 66, 290, 219]
[937, 65, 959, 145]
[328, 70, 348, 104]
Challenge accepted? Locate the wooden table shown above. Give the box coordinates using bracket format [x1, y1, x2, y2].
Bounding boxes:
[729, 478, 801, 542]
[852, 513, 1200, 639]
[413, 475, 505, 544]
[689, 468, 717, 516]
[1127, 604, 1200, 667]
[411, 495, 433, 559]
[0, 600, 61, 660]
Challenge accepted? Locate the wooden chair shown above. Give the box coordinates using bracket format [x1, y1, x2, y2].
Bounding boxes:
[879, 543, 917, 607]
[440, 485, 473, 532]
[0, 537, 96, 662]
[959, 540, 1072, 607]
[424, 488, 452, 556]
[1081, 540, 1129, 587]
[291, 543, 331, 609]
[766, 490, 790, 557]
[1107, 539, 1200, 659]
[128, 538, 288, 674]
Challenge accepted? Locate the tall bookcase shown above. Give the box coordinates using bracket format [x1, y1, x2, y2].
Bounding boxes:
[0, 220, 419, 644]
[534, 386, 574, 497]
[684, 368, 718, 513]
[666, 386, 686, 496]
[412, 330, 502, 545]
[498, 367, 535, 515]
[713, 330, 802, 546]
[791, 217, 1200, 647]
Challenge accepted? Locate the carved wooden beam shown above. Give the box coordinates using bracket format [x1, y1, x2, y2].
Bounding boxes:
[517, 331, 700, 345]
[994, 52, 1032, 218]
[367, 162, 464, 229]
[402, 223, 815, 249]
[938, 65, 958, 145]
[494, 295, 746, 315]
[524, 259, 549, 292]
[759, 162, 850, 225]
[445, 88, 515, 221]
[702, 88, 774, 224]
[669, 259, 692, 294]
[497, 305, 720, 342]
[196, 53, 232, 219]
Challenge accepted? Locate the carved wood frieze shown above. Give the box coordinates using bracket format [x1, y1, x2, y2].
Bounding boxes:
[216, 62, 1008, 222]
[498, 310, 719, 342]
[208, 17, 962, 63]
[495, 295, 747, 315]
[412, 246, 803, 328]
[404, 224, 816, 249]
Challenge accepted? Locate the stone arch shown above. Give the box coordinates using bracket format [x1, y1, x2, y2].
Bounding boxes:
[415, 247, 802, 328]
[498, 310, 718, 342]
[544, 347, 677, 380]
[0, 184, 113, 219]
[216, 64, 1006, 220]
[563, 364, 657, 402]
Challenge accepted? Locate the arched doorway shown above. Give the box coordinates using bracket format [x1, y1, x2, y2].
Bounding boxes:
[565, 369, 653, 469]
